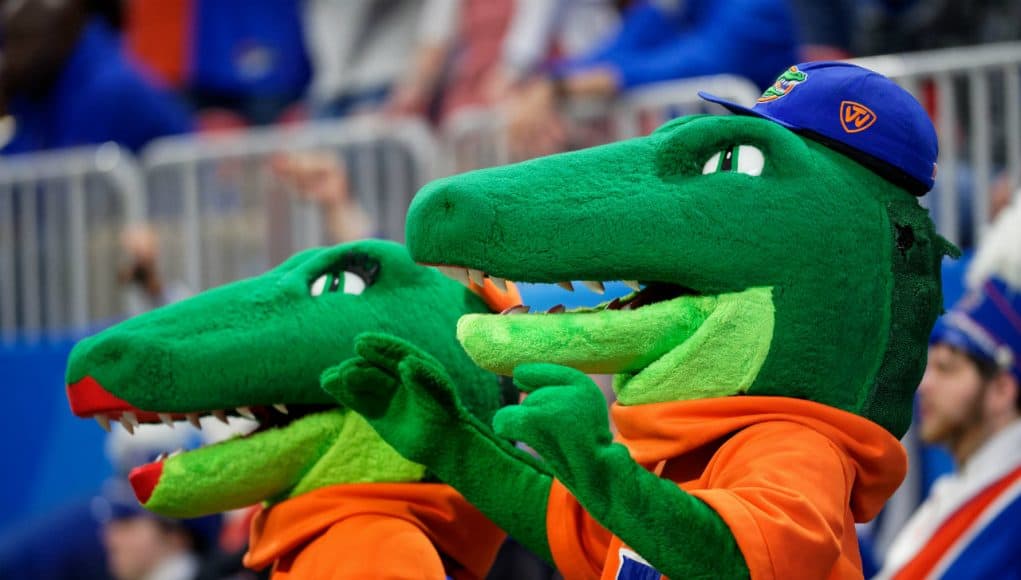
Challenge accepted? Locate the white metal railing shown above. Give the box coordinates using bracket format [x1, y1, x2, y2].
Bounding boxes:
[0, 143, 146, 343]
[2, 51, 1019, 341]
[851, 42, 1021, 246]
[612, 74, 762, 139]
[441, 74, 761, 173]
[141, 116, 439, 292]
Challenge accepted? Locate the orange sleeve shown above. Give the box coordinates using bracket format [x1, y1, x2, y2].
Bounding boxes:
[688, 422, 855, 580]
[546, 480, 614, 580]
[276, 514, 446, 580]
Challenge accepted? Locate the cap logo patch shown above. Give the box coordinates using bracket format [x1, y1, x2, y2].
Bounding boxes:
[757, 66, 808, 103]
[840, 101, 877, 133]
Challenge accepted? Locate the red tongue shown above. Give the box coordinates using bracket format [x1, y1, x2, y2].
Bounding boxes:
[128, 461, 164, 504]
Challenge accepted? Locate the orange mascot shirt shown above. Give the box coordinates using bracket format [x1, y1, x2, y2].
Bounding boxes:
[245, 482, 505, 579]
[546, 396, 907, 580]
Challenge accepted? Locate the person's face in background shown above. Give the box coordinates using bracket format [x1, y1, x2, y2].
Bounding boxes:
[917, 343, 989, 446]
[0, 0, 87, 100]
[102, 517, 190, 580]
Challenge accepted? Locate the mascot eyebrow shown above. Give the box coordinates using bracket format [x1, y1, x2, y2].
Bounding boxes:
[325, 63, 954, 579]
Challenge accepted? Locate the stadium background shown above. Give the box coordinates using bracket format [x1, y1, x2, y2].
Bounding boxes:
[0, 0, 1019, 578]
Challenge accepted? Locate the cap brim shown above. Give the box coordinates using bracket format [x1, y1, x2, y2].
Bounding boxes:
[697, 91, 798, 131]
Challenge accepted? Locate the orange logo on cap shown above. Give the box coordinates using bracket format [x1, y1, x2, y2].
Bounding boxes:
[840, 101, 877, 133]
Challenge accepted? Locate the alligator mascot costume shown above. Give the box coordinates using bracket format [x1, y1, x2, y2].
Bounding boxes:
[323, 62, 956, 579]
[65, 240, 519, 579]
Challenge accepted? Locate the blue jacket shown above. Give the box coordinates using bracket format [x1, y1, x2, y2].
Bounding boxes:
[2, 18, 193, 155]
[556, 0, 800, 91]
[190, 0, 311, 98]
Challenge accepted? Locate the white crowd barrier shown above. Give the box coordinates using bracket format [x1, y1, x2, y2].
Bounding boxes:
[851, 42, 1021, 246]
[612, 74, 762, 139]
[441, 74, 761, 173]
[141, 116, 439, 292]
[2, 45, 1019, 342]
[0, 144, 145, 343]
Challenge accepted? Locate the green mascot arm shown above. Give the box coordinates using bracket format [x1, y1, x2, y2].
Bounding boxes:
[496, 363, 750, 579]
[321, 333, 556, 562]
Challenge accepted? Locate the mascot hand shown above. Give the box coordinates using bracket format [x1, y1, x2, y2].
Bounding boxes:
[494, 363, 614, 490]
[321, 332, 467, 464]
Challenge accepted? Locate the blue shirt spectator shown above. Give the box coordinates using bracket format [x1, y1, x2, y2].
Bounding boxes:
[2, 18, 193, 155]
[189, 0, 311, 124]
[556, 0, 800, 91]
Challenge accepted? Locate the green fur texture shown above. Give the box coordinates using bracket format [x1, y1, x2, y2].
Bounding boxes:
[329, 113, 951, 578]
[408, 114, 949, 438]
[66, 240, 503, 517]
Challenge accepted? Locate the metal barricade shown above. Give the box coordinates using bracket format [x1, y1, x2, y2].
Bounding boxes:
[0, 143, 146, 344]
[851, 42, 1021, 246]
[612, 75, 762, 139]
[441, 74, 763, 173]
[141, 116, 439, 292]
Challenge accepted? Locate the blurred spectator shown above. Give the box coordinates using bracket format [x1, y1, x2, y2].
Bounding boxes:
[0, 0, 193, 154]
[430, 0, 515, 120]
[0, 421, 229, 580]
[310, 0, 617, 123]
[96, 480, 221, 580]
[88, 0, 124, 30]
[303, 0, 426, 118]
[188, 0, 310, 126]
[119, 225, 193, 314]
[384, 0, 514, 120]
[123, 0, 191, 90]
[502, 0, 799, 157]
[877, 200, 1021, 579]
[855, 0, 1021, 56]
[269, 151, 373, 243]
[479, 0, 622, 106]
[787, 0, 856, 60]
[988, 172, 1018, 223]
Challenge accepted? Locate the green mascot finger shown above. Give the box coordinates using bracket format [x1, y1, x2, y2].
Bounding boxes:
[355, 332, 435, 371]
[491, 404, 538, 444]
[320, 358, 398, 419]
[397, 355, 463, 412]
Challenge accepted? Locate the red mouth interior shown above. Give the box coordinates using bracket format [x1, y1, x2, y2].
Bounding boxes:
[66, 376, 277, 428]
[66, 377, 317, 503]
[129, 461, 164, 504]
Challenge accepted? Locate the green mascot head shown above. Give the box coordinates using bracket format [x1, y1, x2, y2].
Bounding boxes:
[66, 240, 515, 517]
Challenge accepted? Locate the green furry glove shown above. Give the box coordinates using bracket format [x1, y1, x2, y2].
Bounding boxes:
[498, 363, 749, 580]
[495, 364, 615, 487]
[321, 334, 466, 463]
[320, 332, 555, 561]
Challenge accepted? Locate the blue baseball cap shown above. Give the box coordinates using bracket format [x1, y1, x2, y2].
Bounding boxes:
[699, 61, 939, 195]
[930, 277, 1021, 384]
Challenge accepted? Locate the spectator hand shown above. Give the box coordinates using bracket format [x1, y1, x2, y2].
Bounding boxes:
[384, 83, 432, 118]
[270, 151, 372, 243]
[504, 79, 567, 160]
[118, 224, 163, 299]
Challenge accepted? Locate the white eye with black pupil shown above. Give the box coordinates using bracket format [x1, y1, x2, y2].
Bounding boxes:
[310, 274, 329, 297]
[342, 271, 366, 295]
[702, 145, 765, 176]
[309, 271, 368, 297]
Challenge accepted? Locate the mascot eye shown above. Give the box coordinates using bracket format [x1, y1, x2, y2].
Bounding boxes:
[702, 145, 765, 176]
[309, 271, 369, 296]
[309, 252, 379, 297]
